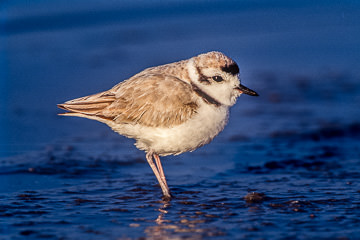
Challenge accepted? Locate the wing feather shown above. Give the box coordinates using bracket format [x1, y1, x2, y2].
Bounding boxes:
[57, 91, 116, 115]
[58, 74, 198, 127]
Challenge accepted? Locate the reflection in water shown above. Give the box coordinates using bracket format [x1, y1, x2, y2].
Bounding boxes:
[145, 200, 225, 239]
[155, 202, 170, 225]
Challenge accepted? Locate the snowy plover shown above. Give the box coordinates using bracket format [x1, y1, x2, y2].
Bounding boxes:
[58, 51, 258, 199]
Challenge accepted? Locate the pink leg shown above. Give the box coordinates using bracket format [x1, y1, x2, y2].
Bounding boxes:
[145, 151, 171, 199]
[154, 153, 169, 189]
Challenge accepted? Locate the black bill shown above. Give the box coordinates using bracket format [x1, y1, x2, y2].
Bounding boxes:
[236, 84, 259, 96]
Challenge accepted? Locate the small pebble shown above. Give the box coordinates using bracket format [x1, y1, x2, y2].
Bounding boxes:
[244, 192, 267, 203]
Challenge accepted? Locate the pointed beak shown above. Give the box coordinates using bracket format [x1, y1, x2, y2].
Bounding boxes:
[236, 84, 259, 96]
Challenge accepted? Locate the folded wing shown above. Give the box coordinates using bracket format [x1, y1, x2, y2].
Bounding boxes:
[58, 74, 198, 128]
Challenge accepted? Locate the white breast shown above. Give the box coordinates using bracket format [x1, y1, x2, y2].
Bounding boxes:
[113, 103, 229, 156]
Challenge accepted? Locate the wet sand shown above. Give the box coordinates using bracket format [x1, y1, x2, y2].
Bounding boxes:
[1, 121, 360, 239]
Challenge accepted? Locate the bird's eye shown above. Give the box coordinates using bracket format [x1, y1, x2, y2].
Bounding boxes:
[212, 76, 224, 82]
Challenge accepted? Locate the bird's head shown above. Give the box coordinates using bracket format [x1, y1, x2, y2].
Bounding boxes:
[187, 51, 258, 106]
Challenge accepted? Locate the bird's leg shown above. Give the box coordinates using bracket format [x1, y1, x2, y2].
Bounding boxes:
[154, 153, 169, 190]
[145, 151, 171, 199]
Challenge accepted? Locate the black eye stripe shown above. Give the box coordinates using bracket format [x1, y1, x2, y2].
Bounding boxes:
[199, 74, 211, 84]
[212, 76, 224, 82]
[196, 66, 211, 84]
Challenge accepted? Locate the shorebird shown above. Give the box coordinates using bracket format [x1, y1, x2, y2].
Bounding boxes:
[58, 51, 258, 199]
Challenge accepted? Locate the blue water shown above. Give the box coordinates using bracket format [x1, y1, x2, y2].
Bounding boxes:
[1, 0, 360, 239]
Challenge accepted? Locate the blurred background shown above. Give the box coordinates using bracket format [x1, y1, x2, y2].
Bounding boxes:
[1, 1, 360, 239]
[1, 0, 359, 157]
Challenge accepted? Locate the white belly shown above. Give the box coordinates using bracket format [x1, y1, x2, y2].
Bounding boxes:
[113, 104, 229, 156]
